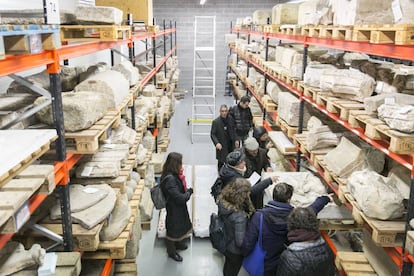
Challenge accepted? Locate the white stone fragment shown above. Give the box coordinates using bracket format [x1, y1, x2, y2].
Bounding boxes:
[272, 3, 300, 24]
[74, 70, 130, 107]
[378, 103, 414, 133]
[304, 64, 336, 87]
[112, 60, 140, 86]
[100, 193, 131, 241]
[75, 6, 123, 24]
[252, 10, 272, 25]
[319, 69, 375, 102]
[347, 170, 405, 220]
[0, 242, 45, 275]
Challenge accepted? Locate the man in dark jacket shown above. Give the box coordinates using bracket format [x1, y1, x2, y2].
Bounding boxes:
[242, 183, 331, 276]
[228, 95, 253, 146]
[243, 137, 273, 209]
[219, 150, 277, 205]
[277, 207, 335, 276]
[211, 104, 236, 171]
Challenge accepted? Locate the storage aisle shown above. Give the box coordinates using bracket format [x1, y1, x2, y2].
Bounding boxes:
[137, 92, 249, 275]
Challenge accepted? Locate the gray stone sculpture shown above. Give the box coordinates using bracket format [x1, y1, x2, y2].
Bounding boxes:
[100, 193, 131, 241]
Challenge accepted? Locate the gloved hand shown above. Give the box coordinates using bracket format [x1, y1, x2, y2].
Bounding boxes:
[187, 188, 193, 194]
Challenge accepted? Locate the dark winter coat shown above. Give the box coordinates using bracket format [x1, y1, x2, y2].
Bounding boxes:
[242, 197, 330, 276]
[161, 174, 192, 240]
[276, 238, 335, 276]
[253, 126, 268, 150]
[218, 202, 248, 255]
[211, 116, 235, 163]
[219, 164, 273, 207]
[228, 104, 253, 140]
[244, 148, 271, 178]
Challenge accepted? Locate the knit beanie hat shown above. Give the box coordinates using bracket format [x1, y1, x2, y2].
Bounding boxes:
[226, 150, 245, 166]
[244, 137, 259, 151]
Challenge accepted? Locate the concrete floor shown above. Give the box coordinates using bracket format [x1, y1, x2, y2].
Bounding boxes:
[136, 92, 250, 275]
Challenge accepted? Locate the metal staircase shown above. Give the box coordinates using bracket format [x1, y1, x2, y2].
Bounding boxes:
[190, 16, 216, 143]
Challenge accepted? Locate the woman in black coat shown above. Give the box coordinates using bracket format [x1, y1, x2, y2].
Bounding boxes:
[160, 152, 193, 262]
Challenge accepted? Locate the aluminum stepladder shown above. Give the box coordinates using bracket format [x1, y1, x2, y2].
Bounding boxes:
[189, 16, 216, 143]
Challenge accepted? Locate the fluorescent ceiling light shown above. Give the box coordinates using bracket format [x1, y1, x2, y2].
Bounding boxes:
[200, 0, 206, 5]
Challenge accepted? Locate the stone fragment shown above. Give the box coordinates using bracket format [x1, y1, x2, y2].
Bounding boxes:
[324, 136, 384, 178]
[272, 3, 300, 24]
[304, 64, 336, 87]
[74, 6, 123, 24]
[298, 0, 333, 25]
[74, 70, 129, 107]
[125, 214, 141, 258]
[100, 193, 131, 241]
[0, 242, 45, 275]
[50, 184, 109, 219]
[109, 124, 137, 148]
[319, 69, 375, 102]
[112, 60, 140, 86]
[252, 10, 272, 25]
[34, 91, 112, 132]
[378, 103, 414, 133]
[277, 92, 310, 127]
[347, 170, 404, 220]
[71, 184, 117, 229]
[79, 62, 109, 82]
[332, 0, 394, 25]
[266, 81, 282, 103]
[75, 161, 121, 178]
[139, 187, 153, 221]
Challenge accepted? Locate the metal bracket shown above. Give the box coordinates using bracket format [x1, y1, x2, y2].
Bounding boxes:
[9, 74, 51, 99]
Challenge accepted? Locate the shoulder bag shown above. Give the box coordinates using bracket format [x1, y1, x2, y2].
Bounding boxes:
[242, 212, 266, 276]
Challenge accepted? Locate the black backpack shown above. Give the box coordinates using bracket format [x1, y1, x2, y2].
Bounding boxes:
[210, 177, 223, 200]
[209, 212, 226, 254]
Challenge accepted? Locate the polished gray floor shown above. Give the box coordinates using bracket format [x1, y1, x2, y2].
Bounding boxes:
[137, 92, 249, 275]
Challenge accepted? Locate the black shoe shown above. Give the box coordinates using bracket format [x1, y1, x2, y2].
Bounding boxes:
[168, 252, 183, 262]
[176, 244, 188, 250]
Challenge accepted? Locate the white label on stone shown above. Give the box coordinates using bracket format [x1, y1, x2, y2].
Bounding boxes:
[80, 166, 94, 177]
[83, 187, 99, 194]
[375, 81, 384, 93]
[384, 97, 396, 105]
[103, 144, 116, 149]
[392, 0, 403, 22]
[44, 0, 60, 24]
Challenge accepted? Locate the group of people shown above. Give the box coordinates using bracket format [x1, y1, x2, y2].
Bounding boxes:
[156, 96, 335, 275]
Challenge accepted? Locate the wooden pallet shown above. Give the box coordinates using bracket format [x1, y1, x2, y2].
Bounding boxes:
[335, 251, 377, 276]
[332, 26, 353, 40]
[65, 110, 121, 154]
[279, 25, 301, 35]
[325, 98, 365, 121]
[341, 186, 405, 247]
[303, 85, 322, 102]
[262, 95, 277, 112]
[292, 132, 333, 166]
[83, 215, 136, 259]
[0, 24, 60, 59]
[0, 178, 45, 233]
[263, 24, 280, 33]
[348, 110, 414, 154]
[280, 73, 299, 89]
[276, 117, 301, 138]
[352, 24, 414, 45]
[60, 25, 131, 42]
[114, 259, 138, 276]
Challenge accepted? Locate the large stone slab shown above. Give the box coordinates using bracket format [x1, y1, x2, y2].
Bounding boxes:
[75, 161, 121, 179]
[100, 193, 131, 241]
[304, 64, 336, 88]
[71, 184, 117, 229]
[298, 0, 333, 25]
[35, 91, 112, 132]
[378, 103, 414, 133]
[75, 6, 123, 24]
[272, 3, 300, 24]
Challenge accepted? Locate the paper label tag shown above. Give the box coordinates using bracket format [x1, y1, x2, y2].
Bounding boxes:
[384, 97, 396, 105]
[103, 144, 115, 149]
[392, 0, 403, 22]
[248, 172, 261, 187]
[80, 166, 94, 177]
[375, 81, 385, 93]
[15, 202, 30, 231]
[44, 0, 60, 24]
[83, 187, 99, 194]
